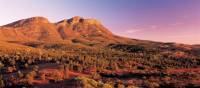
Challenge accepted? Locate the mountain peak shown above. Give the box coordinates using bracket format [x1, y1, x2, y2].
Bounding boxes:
[3, 16, 50, 27]
[66, 16, 101, 25]
[67, 16, 84, 24]
[26, 16, 49, 23]
[56, 16, 102, 27]
[83, 18, 101, 25]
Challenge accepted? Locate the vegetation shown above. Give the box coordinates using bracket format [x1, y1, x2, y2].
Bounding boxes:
[0, 42, 199, 88]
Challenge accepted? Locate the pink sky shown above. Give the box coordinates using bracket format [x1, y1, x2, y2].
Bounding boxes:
[121, 18, 200, 44]
[0, 0, 199, 44]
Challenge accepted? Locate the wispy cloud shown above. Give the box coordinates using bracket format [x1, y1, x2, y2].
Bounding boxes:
[125, 24, 158, 34]
[167, 35, 196, 39]
[169, 22, 184, 26]
[149, 25, 158, 29]
[125, 29, 142, 34]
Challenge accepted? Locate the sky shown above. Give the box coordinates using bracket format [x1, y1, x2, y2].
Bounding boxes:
[0, 0, 200, 44]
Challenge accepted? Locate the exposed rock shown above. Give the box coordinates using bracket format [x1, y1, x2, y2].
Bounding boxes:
[67, 16, 83, 24]
[56, 19, 68, 27]
[83, 19, 101, 25]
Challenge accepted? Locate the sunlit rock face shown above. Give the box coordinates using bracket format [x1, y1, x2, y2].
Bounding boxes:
[3, 16, 50, 28]
[0, 16, 115, 42]
[0, 17, 61, 41]
[55, 16, 114, 41]
[67, 16, 83, 25]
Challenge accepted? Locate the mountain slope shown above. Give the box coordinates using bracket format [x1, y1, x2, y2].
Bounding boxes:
[0, 17, 61, 41]
[0, 16, 199, 52]
[0, 16, 117, 43]
[56, 16, 113, 39]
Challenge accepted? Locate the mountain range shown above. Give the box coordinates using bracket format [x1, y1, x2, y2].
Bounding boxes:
[0, 16, 117, 42]
[0, 16, 199, 53]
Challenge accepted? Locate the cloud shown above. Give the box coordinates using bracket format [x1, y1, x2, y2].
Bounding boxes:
[125, 24, 158, 34]
[169, 22, 184, 26]
[167, 35, 196, 39]
[149, 25, 158, 29]
[125, 29, 142, 34]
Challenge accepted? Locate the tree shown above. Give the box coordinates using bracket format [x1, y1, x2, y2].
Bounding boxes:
[58, 63, 69, 79]
[17, 70, 24, 79]
[63, 64, 69, 79]
[6, 66, 16, 73]
[24, 63, 29, 69]
[91, 72, 101, 80]
[32, 65, 39, 72]
[117, 84, 125, 88]
[40, 73, 46, 80]
[26, 71, 36, 84]
[0, 62, 4, 72]
[108, 62, 119, 70]
[0, 75, 4, 88]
